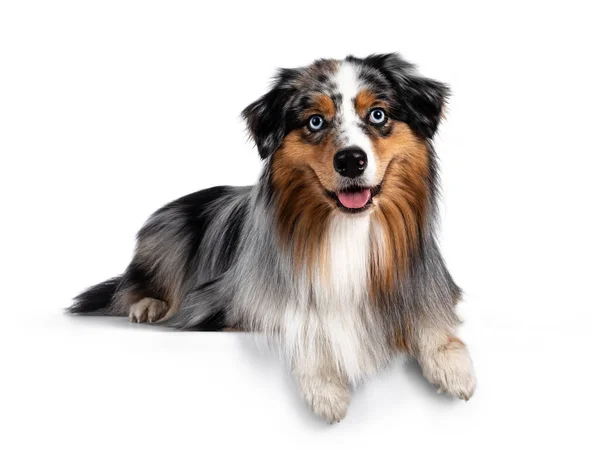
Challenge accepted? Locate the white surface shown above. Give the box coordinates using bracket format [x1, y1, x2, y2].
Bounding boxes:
[1, 1, 599, 449]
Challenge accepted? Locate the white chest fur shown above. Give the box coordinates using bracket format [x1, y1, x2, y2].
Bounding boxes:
[281, 213, 391, 384]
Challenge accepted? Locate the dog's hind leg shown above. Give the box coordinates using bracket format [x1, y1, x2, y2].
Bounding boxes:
[114, 261, 173, 323]
[166, 276, 231, 330]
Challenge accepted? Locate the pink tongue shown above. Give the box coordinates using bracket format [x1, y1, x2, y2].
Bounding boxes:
[337, 189, 371, 209]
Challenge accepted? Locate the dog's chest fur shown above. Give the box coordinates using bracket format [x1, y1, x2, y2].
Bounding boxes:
[281, 213, 391, 383]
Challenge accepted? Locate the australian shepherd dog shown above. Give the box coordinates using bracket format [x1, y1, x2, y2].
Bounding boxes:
[69, 53, 476, 423]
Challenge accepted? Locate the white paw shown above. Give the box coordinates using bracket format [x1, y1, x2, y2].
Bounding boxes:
[129, 298, 167, 323]
[297, 375, 350, 424]
[421, 341, 476, 401]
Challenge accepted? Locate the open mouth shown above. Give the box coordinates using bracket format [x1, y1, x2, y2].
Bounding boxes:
[326, 185, 382, 214]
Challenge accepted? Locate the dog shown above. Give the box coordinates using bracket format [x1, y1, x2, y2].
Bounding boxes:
[69, 53, 476, 423]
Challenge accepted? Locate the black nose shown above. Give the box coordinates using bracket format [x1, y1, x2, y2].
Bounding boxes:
[333, 147, 368, 178]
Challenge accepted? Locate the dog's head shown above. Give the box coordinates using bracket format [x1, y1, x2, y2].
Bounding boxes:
[243, 54, 447, 274]
[243, 53, 448, 216]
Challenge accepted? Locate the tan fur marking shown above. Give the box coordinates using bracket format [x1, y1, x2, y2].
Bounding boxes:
[393, 322, 415, 354]
[307, 94, 336, 119]
[444, 335, 465, 351]
[354, 90, 380, 117]
[271, 130, 337, 273]
[369, 122, 430, 295]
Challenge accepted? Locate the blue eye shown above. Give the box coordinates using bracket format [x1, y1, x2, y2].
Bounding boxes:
[308, 115, 325, 131]
[369, 108, 387, 125]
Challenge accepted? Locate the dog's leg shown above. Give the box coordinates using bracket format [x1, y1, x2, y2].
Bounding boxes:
[293, 356, 350, 424]
[128, 297, 169, 323]
[166, 276, 230, 330]
[412, 324, 476, 400]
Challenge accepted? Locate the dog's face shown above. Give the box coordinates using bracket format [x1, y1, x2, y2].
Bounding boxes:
[243, 54, 448, 219]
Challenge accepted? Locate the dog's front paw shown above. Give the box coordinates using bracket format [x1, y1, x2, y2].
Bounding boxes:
[420, 338, 476, 401]
[296, 374, 350, 423]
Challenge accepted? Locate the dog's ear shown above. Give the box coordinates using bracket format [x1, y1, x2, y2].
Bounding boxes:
[366, 53, 450, 139]
[242, 69, 299, 159]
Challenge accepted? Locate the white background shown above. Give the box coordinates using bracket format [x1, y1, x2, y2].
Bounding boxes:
[1, 1, 599, 448]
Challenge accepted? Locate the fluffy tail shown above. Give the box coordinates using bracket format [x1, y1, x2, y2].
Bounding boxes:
[68, 276, 122, 314]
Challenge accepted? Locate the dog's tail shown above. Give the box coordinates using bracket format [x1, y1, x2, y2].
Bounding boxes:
[67, 276, 122, 314]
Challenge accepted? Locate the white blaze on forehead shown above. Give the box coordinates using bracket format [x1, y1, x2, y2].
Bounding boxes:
[334, 62, 377, 185]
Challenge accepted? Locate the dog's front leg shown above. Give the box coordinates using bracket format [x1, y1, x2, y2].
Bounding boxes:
[293, 355, 350, 423]
[413, 323, 476, 400]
